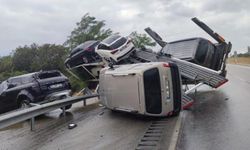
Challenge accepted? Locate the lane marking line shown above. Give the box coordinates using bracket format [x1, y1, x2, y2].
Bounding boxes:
[168, 112, 185, 150]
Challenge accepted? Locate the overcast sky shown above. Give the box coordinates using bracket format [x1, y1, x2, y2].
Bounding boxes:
[0, 0, 249, 56]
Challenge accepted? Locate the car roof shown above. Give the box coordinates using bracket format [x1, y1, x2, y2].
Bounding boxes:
[7, 70, 61, 80]
[70, 40, 99, 55]
[7, 72, 37, 82]
[102, 35, 122, 45]
[9, 72, 36, 79]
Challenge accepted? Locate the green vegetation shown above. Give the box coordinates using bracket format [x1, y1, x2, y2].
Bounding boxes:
[64, 13, 112, 49]
[0, 13, 156, 92]
[130, 31, 156, 49]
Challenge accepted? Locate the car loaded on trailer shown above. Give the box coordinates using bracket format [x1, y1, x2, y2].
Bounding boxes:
[0, 70, 72, 114]
[65, 40, 101, 68]
[144, 17, 231, 77]
[96, 34, 135, 63]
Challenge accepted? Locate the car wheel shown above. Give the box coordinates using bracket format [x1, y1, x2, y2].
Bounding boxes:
[59, 95, 72, 110]
[64, 104, 72, 110]
[60, 104, 72, 110]
[19, 98, 31, 109]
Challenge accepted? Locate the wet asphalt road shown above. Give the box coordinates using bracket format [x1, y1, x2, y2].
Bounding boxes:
[1, 64, 248, 150]
[0, 98, 178, 150]
[178, 64, 250, 150]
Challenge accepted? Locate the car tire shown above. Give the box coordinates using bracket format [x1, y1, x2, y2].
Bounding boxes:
[60, 104, 72, 110]
[18, 97, 31, 109]
[59, 95, 72, 110]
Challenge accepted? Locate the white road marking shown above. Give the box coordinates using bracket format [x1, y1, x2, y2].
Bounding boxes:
[168, 112, 185, 150]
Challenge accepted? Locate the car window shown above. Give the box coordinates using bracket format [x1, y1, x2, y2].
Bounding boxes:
[70, 41, 97, 56]
[110, 37, 127, 49]
[8, 77, 22, 85]
[0, 81, 8, 94]
[38, 72, 61, 79]
[8, 75, 34, 85]
[102, 35, 121, 44]
[196, 40, 209, 64]
[21, 76, 34, 84]
[97, 44, 111, 50]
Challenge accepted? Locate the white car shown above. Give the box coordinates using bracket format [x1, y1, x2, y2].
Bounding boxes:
[96, 35, 135, 63]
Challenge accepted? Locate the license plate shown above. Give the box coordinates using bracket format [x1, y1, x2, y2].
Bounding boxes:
[50, 83, 63, 89]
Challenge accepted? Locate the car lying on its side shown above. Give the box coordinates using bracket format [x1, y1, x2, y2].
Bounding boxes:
[160, 38, 223, 71]
[65, 40, 101, 68]
[0, 70, 72, 114]
[96, 34, 135, 63]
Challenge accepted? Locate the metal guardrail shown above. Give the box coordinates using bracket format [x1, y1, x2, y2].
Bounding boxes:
[0, 94, 99, 130]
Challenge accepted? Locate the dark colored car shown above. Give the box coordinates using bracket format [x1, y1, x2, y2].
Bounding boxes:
[0, 70, 71, 114]
[161, 37, 221, 70]
[65, 40, 101, 68]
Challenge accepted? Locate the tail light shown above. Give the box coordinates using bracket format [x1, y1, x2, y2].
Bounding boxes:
[163, 63, 170, 67]
[111, 49, 119, 54]
[85, 47, 92, 51]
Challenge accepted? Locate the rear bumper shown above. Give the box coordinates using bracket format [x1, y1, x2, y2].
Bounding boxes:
[40, 90, 72, 104]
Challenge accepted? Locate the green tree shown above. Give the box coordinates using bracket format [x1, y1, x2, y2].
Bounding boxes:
[12, 44, 68, 73]
[130, 31, 156, 49]
[0, 56, 28, 81]
[0, 56, 13, 73]
[64, 13, 112, 49]
[12, 44, 38, 72]
[31, 44, 68, 72]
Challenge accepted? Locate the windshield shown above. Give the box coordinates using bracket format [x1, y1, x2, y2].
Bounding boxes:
[102, 35, 121, 44]
[110, 37, 127, 49]
[38, 71, 61, 79]
[0, 81, 8, 94]
[70, 41, 99, 56]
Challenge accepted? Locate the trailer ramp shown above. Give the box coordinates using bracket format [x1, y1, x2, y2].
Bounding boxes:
[131, 50, 228, 89]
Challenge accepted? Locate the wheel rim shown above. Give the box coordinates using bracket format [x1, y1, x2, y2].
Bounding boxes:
[20, 100, 29, 109]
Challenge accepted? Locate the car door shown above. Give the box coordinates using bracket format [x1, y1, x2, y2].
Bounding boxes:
[0, 87, 19, 113]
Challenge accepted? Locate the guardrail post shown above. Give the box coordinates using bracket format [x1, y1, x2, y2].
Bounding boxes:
[30, 117, 35, 131]
[62, 107, 66, 116]
[83, 100, 86, 106]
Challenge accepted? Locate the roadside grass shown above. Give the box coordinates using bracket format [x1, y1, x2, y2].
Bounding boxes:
[227, 57, 250, 65]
